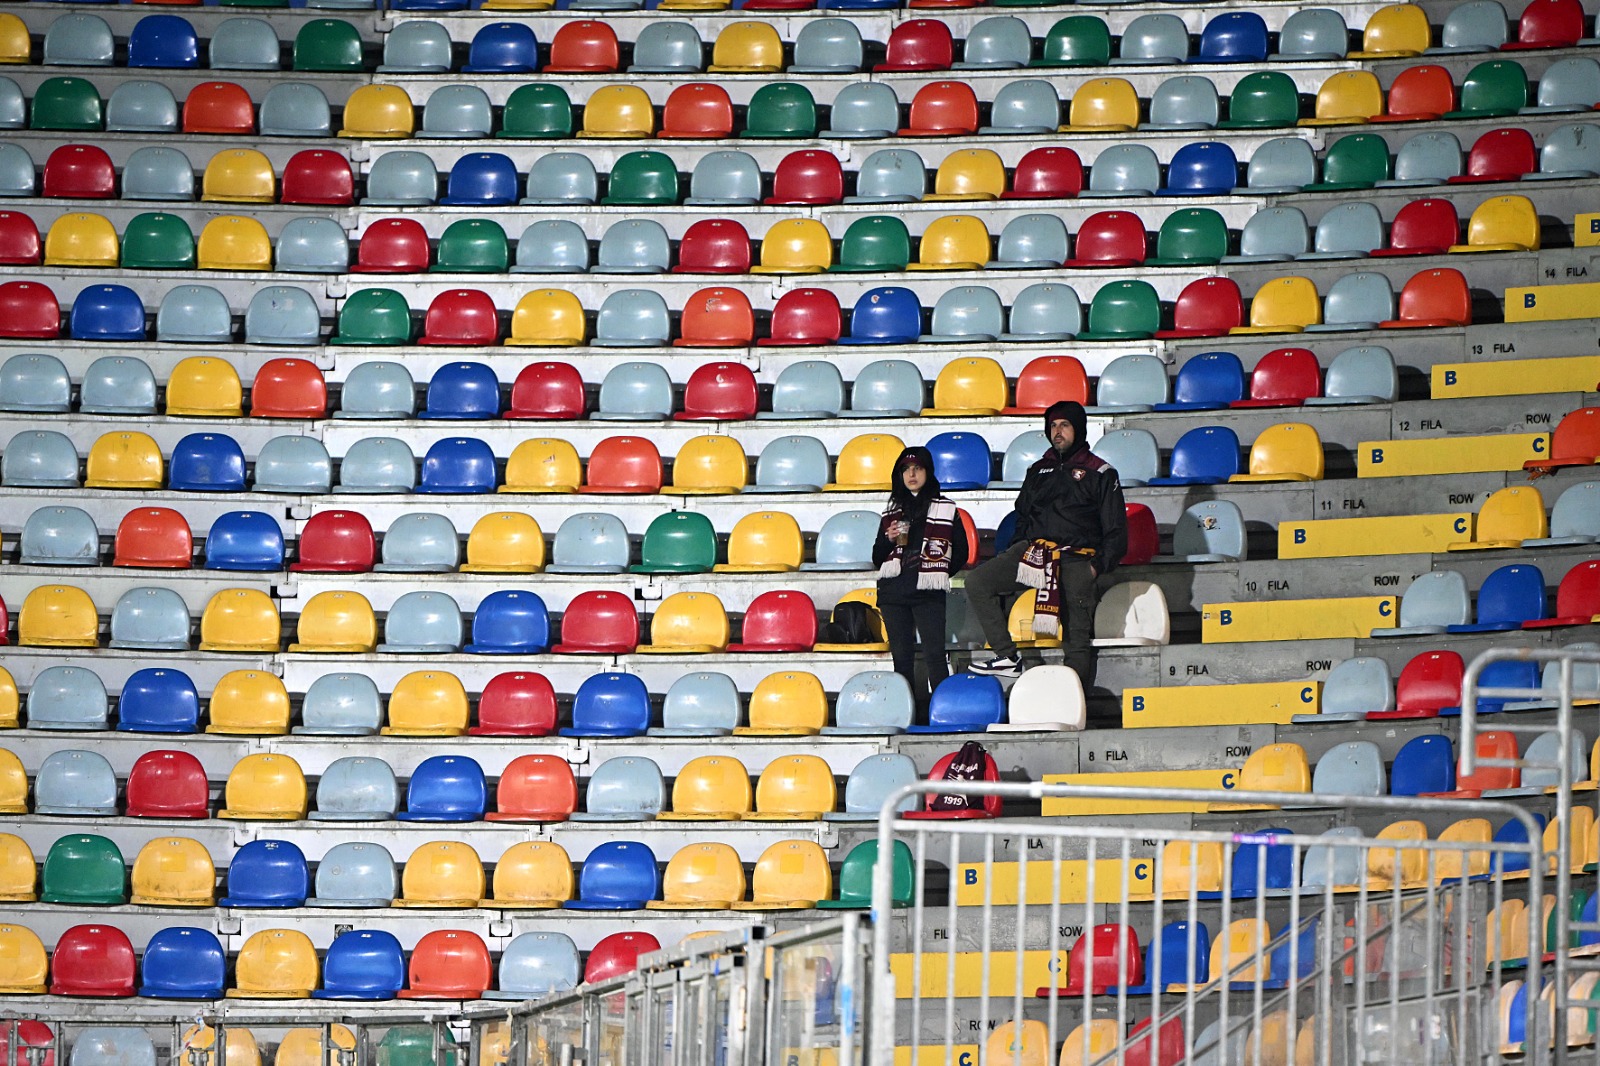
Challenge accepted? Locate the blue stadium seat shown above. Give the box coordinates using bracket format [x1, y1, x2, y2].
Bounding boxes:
[441, 153, 519, 206]
[219, 840, 309, 907]
[1491, 814, 1546, 876]
[926, 431, 992, 490]
[397, 755, 486, 822]
[1127, 921, 1210, 993]
[169, 434, 247, 493]
[569, 756, 665, 822]
[1371, 571, 1470, 637]
[484, 933, 580, 1000]
[374, 512, 458, 571]
[651, 672, 741, 736]
[1390, 735, 1455, 796]
[1446, 564, 1547, 632]
[1196, 11, 1269, 62]
[994, 511, 1019, 553]
[377, 590, 463, 652]
[298, 675, 383, 735]
[840, 287, 922, 345]
[1161, 142, 1238, 196]
[138, 927, 225, 999]
[417, 438, 497, 494]
[562, 841, 659, 910]
[421, 362, 501, 420]
[108, 587, 190, 651]
[1147, 426, 1242, 485]
[27, 665, 110, 730]
[824, 753, 921, 822]
[1441, 659, 1542, 716]
[308, 842, 397, 907]
[310, 757, 398, 820]
[128, 16, 200, 69]
[465, 590, 550, 654]
[465, 23, 538, 72]
[802, 510, 881, 570]
[907, 673, 1006, 733]
[560, 673, 652, 738]
[116, 668, 200, 733]
[71, 285, 146, 342]
[20, 505, 99, 565]
[824, 670, 915, 735]
[203, 511, 285, 571]
[1229, 829, 1297, 898]
[1261, 918, 1320, 990]
[1154, 352, 1246, 411]
[313, 930, 405, 1000]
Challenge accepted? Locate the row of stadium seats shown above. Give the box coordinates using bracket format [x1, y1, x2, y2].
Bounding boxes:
[16, 5, 1588, 76]
[0, 1025, 489, 1066]
[2, 196, 1548, 276]
[1381, 561, 1600, 638]
[8, 61, 1598, 139]
[0, 270, 1478, 345]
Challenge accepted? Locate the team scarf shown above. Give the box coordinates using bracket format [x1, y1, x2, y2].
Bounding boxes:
[1017, 538, 1065, 634]
[877, 499, 958, 591]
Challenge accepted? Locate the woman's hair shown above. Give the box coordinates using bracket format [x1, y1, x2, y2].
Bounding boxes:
[887, 446, 941, 516]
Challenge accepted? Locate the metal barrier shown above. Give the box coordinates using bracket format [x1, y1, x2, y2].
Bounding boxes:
[866, 780, 1547, 1066]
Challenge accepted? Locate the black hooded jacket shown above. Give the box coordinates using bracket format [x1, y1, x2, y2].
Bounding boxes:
[1012, 401, 1128, 575]
[871, 446, 970, 600]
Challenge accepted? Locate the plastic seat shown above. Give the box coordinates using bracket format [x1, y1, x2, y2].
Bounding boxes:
[310, 930, 404, 1001]
[371, 21, 449, 72]
[410, 437, 493, 495]
[208, 17, 281, 70]
[1441, 563, 1545, 633]
[43, 14, 114, 66]
[568, 435, 658, 495]
[1060, 77, 1139, 133]
[218, 839, 309, 907]
[647, 673, 740, 738]
[70, 284, 146, 343]
[0, 283, 58, 340]
[588, 290, 670, 348]
[26, 664, 108, 733]
[240, 286, 319, 346]
[105, 80, 179, 133]
[656, 754, 752, 820]
[136, 928, 227, 1001]
[359, 153, 436, 207]
[40, 833, 123, 905]
[111, 669, 200, 735]
[725, 591, 816, 653]
[373, 590, 462, 653]
[459, 589, 547, 654]
[1306, 343, 1397, 404]
[18, 583, 98, 647]
[415, 84, 491, 140]
[902, 672, 1004, 734]
[204, 669, 291, 736]
[5, 431, 75, 491]
[1380, 267, 1472, 328]
[42, 211, 116, 268]
[47, 925, 136, 997]
[289, 18, 358, 71]
[32, 79, 104, 134]
[223, 929, 317, 999]
[17, 503, 96, 565]
[558, 841, 659, 910]
[1217, 71, 1300, 130]
[34, 750, 117, 815]
[1351, 3, 1432, 57]
[107, 587, 190, 651]
[1375, 130, 1466, 188]
[836, 287, 919, 346]
[377, 670, 468, 737]
[393, 755, 485, 822]
[436, 153, 517, 207]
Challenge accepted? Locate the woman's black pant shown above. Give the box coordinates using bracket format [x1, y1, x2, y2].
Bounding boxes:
[880, 592, 949, 706]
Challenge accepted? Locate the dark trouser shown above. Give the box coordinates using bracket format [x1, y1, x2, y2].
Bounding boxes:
[880, 592, 949, 706]
[963, 541, 1100, 685]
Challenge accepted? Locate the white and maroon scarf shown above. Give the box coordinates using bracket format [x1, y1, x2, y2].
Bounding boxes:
[877, 499, 958, 591]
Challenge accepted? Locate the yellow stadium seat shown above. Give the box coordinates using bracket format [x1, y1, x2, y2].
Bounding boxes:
[131, 836, 216, 906]
[166, 356, 244, 417]
[1245, 1011, 1298, 1066]
[736, 672, 828, 736]
[1232, 277, 1321, 333]
[0, 833, 35, 902]
[924, 356, 1006, 416]
[506, 290, 586, 346]
[668, 436, 749, 495]
[1209, 918, 1272, 986]
[1279, 512, 1472, 559]
[0, 666, 16, 729]
[218, 754, 307, 820]
[200, 589, 281, 652]
[1202, 596, 1395, 644]
[395, 841, 484, 907]
[1449, 195, 1541, 254]
[86, 431, 162, 489]
[659, 0, 726, 11]
[183, 1026, 260, 1066]
[1300, 70, 1383, 126]
[1230, 423, 1325, 482]
[1546, 808, 1594, 874]
[480, 840, 572, 908]
[907, 215, 990, 271]
[733, 841, 831, 910]
[708, 21, 783, 73]
[1350, 3, 1431, 57]
[825, 434, 905, 492]
[18, 585, 98, 647]
[228, 929, 318, 998]
[478, 1022, 510, 1066]
[274, 1028, 356, 1066]
[44, 213, 119, 268]
[714, 511, 804, 573]
[1210, 743, 1312, 810]
[206, 670, 292, 735]
[338, 85, 415, 138]
[747, 754, 836, 820]
[1368, 820, 1429, 889]
[984, 1021, 1047, 1066]
[0, 925, 47, 993]
[0, 750, 25, 814]
[1061, 78, 1139, 133]
[1433, 818, 1492, 883]
[288, 591, 376, 653]
[648, 843, 747, 909]
[1007, 590, 1061, 650]
[1448, 485, 1546, 550]
[197, 216, 272, 272]
[483, 0, 554, 9]
[924, 149, 1006, 203]
[1358, 434, 1550, 477]
[813, 588, 890, 653]
[750, 219, 832, 275]
[579, 85, 655, 138]
[0, 14, 28, 63]
[1486, 898, 1531, 966]
[637, 592, 729, 653]
[382, 671, 470, 736]
[658, 755, 752, 821]
[462, 512, 545, 572]
[1059, 1021, 1121, 1066]
[1155, 839, 1225, 899]
[202, 149, 276, 204]
[501, 438, 582, 494]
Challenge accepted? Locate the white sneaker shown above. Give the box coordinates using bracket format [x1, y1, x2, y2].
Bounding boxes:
[969, 655, 1023, 678]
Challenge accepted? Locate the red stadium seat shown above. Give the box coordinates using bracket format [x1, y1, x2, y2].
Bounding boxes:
[659, 84, 734, 139]
[676, 361, 759, 419]
[545, 21, 620, 73]
[1124, 1017, 1185, 1066]
[0, 282, 60, 339]
[1503, 0, 1584, 49]
[1155, 276, 1243, 338]
[1233, 348, 1322, 407]
[900, 81, 980, 137]
[577, 436, 664, 494]
[49, 926, 136, 997]
[1447, 128, 1537, 184]
[0, 212, 41, 265]
[398, 931, 492, 999]
[758, 288, 841, 346]
[126, 750, 211, 818]
[955, 507, 978, 568]
[281, 151, 355, 206]
[469, 672, 559, 736]
[1380, 268, 1471, 329]
[1526, 560, 1600, 627]
[486, 754, 579, 821]
[250, 358, 327, 418]
[1122, 503, 1158, 566]
[1003, 147, 1084, 200]
[0, 1022, 55, 1066]
[672, 219, 751, 274]
[1430, 732, 1519, 797]
[767, 151, 844, 205]
[875, 20, 954, 72]
[1368, 65, 1455, 122]
[1051, 924, 1145, 995]
[901, 747, 1002, 819]
[1062, 211, 1147, 268]
[551, 590, 640, 654]
[506, 362, 586, 420]
[584, 932, 661, 983]
[1005, 356, 1089, 415]
[1527, 407, 1600, 471]
[1369, 199, 1458, 257]
[290, 511, 376, 573]
[727, 590, 817, 652]
[182, 82, 255, 135]
[354, 218, 431, 273]
[419, 290, 500, 345]
[674, 288, 755, 348]
[42, 146, 115, 199]
[1371, 650, 1464, 719]
[114, 508, 194, 569]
